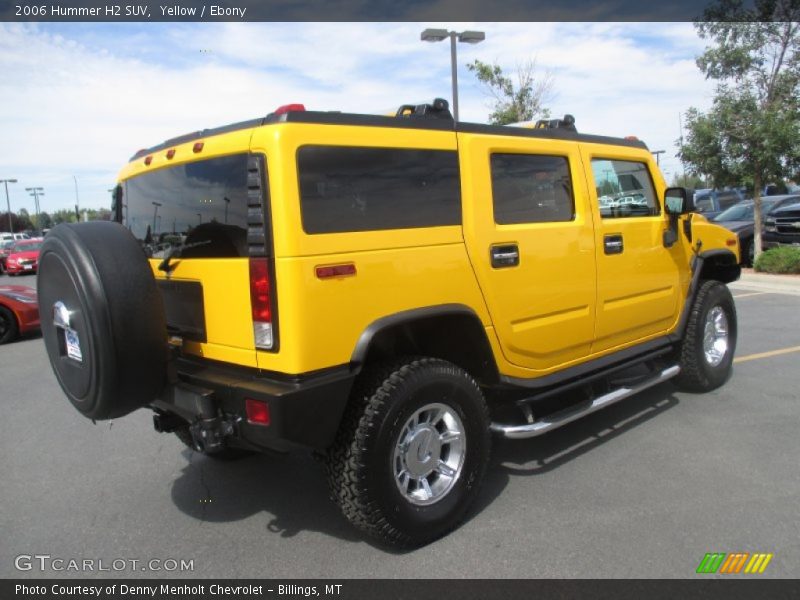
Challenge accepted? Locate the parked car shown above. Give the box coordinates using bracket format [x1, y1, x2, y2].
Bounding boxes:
[0, 240, 16, 273]
[693, 188, 746, 220]
[0, 232, 31, 243]
[5, 239, 43, 276]
[712, 195, 800, 266]
[0, 285, 40, 344]
[763, 198, 800, 250]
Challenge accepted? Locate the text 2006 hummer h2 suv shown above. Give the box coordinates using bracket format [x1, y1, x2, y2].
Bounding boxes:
[39, 100, 740, 548]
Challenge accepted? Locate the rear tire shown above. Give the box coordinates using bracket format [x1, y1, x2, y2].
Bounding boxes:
[674, 280, 737, 392]
[38, 222, 168, 420]
[325, 357, 491, 548]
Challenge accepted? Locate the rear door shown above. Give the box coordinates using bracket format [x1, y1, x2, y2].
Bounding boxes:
[120, 136, 266, 369]
[459, 132, 597, 373]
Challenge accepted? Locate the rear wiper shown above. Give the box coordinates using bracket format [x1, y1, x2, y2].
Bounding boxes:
[157, 240, 211, 273]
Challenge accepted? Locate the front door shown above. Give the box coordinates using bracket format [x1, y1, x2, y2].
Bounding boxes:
[580, 147, 681, 352]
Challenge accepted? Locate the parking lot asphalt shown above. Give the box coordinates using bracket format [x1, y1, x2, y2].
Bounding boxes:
[1, 270, 798, 579]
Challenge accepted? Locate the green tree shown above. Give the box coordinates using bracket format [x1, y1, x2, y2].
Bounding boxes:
[670, 173, 708, 189]
[467, 58, 554, 125]
[38, 212, 53, 229]
[51, 208, 78, 225]
[679, 0, 800, 263]
[17, 208, 34, 231]
[0, 212, 32, 232]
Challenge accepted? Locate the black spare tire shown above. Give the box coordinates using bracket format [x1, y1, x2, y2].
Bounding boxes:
[38, 222, 168, 420]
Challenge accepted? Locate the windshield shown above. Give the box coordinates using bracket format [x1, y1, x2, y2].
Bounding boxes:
[714, 199, 778, 222]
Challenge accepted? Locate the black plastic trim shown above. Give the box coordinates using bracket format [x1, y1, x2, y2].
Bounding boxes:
[670, 248, 740, 342]
[129, 111, 648, 162]
[154, 357, 355, 451]
[350, 303, 486, 365]
[500, 336, 674, 390]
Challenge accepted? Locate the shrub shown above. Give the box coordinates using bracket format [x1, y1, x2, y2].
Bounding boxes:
[754, 247, 800, 274]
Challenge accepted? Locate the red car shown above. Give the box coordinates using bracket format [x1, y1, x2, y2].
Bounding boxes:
[0, 285, 40, 344]
[5, 239, 43, 276]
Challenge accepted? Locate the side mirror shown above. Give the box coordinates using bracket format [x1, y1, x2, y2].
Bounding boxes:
[664, 187, 692, 215]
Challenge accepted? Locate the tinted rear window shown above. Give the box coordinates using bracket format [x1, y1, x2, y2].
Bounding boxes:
[123, 154, 254, 258]
[297, 146, 461, 234]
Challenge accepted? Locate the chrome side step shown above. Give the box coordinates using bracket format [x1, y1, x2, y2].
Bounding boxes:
[490, 365, 680, 439]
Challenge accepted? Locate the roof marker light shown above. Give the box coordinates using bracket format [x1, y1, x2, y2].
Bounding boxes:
[166, 149, 176, 159]
[144, 156, 153, 165]
[274, 103, 306, 115]
[193, 142, 204, 153]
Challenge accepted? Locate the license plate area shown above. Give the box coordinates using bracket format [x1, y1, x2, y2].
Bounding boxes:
[156, 280, 207, 343]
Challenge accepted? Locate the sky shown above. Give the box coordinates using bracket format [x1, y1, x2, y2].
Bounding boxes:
[0, 21, 717, 217]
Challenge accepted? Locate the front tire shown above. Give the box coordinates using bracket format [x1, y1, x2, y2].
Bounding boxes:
[325, 358, 491, 548]
[0, 305, 19, 344]
[674, 280, 737, 392]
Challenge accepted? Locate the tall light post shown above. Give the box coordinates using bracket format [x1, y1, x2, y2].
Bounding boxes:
[420, 28, 485, 122]
[25, 187, 44, 231]
[73, 175, 81, 219]
[151, 201, 162, 234]
[1, 178, 17, 232]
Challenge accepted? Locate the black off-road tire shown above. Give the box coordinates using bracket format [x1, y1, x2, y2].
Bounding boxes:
[0, 305, 19, 344]
[674, 280, 737, 392]
[174, 427, 255, 460]
[38, 222, 168, 420]
[742, 239, 754, 268]
[324, 357, 491, 548]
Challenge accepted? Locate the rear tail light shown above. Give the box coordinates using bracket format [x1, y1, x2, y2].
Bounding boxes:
[245, 398, 270, 426]
[249, 257, 274, 350]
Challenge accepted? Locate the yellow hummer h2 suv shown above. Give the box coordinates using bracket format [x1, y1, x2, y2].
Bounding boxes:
[39, 99, 740, 548]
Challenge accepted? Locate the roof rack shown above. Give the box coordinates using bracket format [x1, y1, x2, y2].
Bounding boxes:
[395, 98, 453, 120]
[534, 114, 577, 132]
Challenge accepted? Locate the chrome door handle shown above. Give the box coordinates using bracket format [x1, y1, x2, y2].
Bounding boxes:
[491, 244, 519, 268]
[604, 234, 624, 255]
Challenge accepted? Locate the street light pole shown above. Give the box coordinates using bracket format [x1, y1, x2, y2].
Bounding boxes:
[421, 28, 485, 122]
[25, 187, 44, 231]
[1, 179, 17, 232]
[73, 175, 80, 220]
[152, 201, 162, 234]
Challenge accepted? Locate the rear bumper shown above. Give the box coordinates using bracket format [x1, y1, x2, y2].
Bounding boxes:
[152, 355, 355, 452]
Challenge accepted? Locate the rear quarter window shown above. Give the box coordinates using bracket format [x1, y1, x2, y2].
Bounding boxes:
[297, 145, 461, 234]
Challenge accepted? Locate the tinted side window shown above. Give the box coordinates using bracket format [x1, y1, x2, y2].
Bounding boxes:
[297, 146, 461, 234]
[591, 159, 659, 218]
[490, 154, 575, 224]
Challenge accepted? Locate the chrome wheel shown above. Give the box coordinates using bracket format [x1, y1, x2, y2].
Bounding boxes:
[393, 402, 466, 506]
[703, 305, 729, 367]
